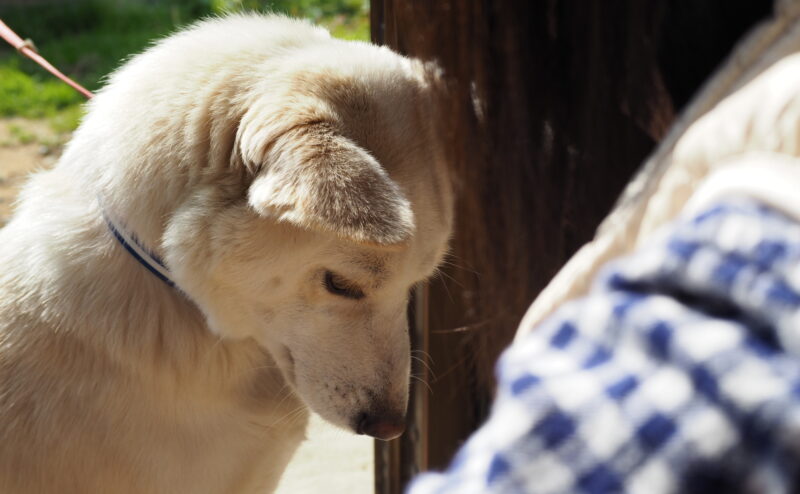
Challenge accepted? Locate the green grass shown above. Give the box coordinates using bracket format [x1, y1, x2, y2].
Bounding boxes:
[0, 0, 369, 135]
[0, 60, 81, 118]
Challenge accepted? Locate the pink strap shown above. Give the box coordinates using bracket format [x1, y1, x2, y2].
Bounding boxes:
[0, 19, 93, 99]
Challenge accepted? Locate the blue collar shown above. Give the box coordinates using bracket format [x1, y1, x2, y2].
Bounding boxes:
[102, 211, 177, 288]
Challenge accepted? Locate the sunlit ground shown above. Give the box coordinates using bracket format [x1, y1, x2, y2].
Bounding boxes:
[277, 413, 373, 493]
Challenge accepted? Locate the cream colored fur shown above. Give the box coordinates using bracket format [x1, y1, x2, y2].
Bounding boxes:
[0, 14, 453, 493]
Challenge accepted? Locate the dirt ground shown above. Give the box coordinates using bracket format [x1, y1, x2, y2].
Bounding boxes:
[0, 118, 63, 226]
[0, 118, 374, 493]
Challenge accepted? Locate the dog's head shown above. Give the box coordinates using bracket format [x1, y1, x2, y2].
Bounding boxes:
[164, 47, 452, 439]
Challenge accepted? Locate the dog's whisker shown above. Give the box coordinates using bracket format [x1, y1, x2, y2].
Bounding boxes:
[411, 349, 435, 364]
[410, 354, 437, 380]
[435, 268, 466, 289]
[286, 406, 309, 426]
[268, 404, 309, 429]
[439, 254, 480, 276]
[410, 374, 433, 394]
[437, 271, 458, 304]
[270, 386, 296, 413]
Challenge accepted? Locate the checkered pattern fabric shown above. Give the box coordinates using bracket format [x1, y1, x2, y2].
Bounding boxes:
[408, 199, 800, 494]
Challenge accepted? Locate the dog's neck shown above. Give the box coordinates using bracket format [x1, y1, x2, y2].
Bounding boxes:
[2, 174, 212, 367]
[101, 205, 178, 289]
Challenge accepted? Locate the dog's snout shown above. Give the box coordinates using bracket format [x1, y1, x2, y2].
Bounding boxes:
[356, 412, 405, 441]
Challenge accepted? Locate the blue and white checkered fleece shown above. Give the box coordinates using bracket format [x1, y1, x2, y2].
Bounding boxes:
[408, 199, 800, 494]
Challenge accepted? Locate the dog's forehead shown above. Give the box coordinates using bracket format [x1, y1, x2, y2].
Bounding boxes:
[351, 252, 389, 277]
[340, 227, 448, 287]
[290, 59, 431, 151]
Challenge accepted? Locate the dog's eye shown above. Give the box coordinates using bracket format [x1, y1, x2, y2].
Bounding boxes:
[324, 271, 365, 300]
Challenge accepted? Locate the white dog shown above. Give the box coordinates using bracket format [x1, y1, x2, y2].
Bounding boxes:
[0, 14, 452, 493]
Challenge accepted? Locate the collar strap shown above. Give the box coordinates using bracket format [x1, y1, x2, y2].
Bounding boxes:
[102, 211, 177, 288]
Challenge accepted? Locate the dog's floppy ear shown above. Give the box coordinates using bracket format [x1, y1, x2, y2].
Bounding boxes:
[243, 121, 415, 246]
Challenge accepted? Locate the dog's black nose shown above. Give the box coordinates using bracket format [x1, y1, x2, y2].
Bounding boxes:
[357, 412, 405, 441]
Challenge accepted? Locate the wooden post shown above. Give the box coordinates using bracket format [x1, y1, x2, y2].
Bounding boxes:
[371, 1, 771, 492]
